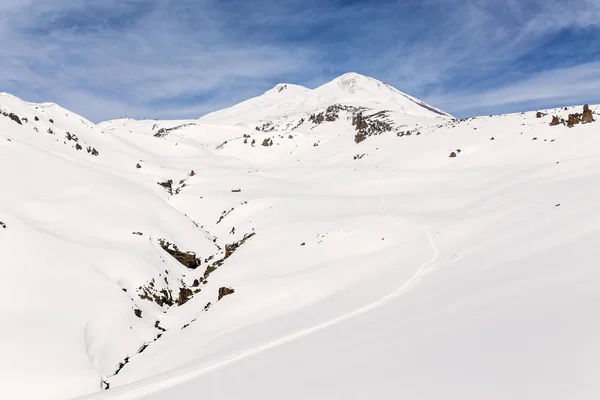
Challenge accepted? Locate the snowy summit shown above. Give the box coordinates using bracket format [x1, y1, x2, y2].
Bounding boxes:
[0, 72, 599, 400]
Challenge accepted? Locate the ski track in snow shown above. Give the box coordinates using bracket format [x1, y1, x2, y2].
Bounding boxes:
[84, 197, 440, 399]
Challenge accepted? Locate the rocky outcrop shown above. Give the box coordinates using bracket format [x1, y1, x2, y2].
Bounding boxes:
[449, 151, 457, 158]
[203, 232, 256, 279]
[158, 180, 173, 195]
[138, 279, 175, 307]
[352, 114, 368, 130]
[262, 138, 273, 147]
[256, 121, 275, 132]
[1, 111, 22, 125]
[352, 111, 393, 144]
[354, 132, 367, 144]
[65, 132, 79, 142]
[154, 123, 198, 137]
[158, 239, 199, 269]
[550, 116, 561, 126]
[582, 104, 594, 124]
[224, 232, 256, 259]
[177, 288, 194, 306]
[309, 105, 343, 125]
[536, 111, 546, 118]
[567, 113, 581, 128]
[218, 287, 235, 301]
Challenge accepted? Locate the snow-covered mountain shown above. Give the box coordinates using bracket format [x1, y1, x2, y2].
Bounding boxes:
[199, 72, 452, 129]
[1, 74, 599, 400]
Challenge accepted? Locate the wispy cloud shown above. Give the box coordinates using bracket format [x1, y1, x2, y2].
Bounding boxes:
[0, 0, 599, 121]
[427, 61, 600, 115]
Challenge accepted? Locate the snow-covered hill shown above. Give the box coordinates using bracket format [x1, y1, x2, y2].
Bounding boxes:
[0, 74, 599, 400]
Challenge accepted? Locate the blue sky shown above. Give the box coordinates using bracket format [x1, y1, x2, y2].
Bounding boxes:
[1, 0, 600, 121]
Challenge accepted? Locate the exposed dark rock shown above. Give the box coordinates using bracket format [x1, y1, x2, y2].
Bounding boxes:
[34, 116, 39, 121]
[49, 119, 54, 123]
[204, 302, 212, 311]
[158, 180, 173, 195]
[262, 138, 273, 147]
[139, 285, 174, 307]
[449, 151, 457, 158]
[535, 111, 545, 118]
[155, 320, 167, 332]
[189, 170, 195, 176]
[550, 116, 561, 126]
[354, 132, 367, 144]
[203, 232, 256, 279]
[218, 287, 235, 301]
[256, 121, 275, 132]
[582, 104, 594, 124]
[217, 207, 235, 224]
[136, 163, 141, 169]
[114, 357, 130, 375]
[203, 265, 217, 279]
[158, 239, 198, 269]
[75, 143, 83, 151]
[137, 343, 149, 354]
[86, 146, 99, 156]
[352, 114, 368, 130]
[567, 113, 581, 128]
[224, 232, 256, 259]
[310, 113, 324, 124]
[0, 221, 6, 229]
[352, 111, 393, 143]
[177, 287, 194, 306]
[154, 123, 198, 137]
[132, 232, 143, 236]
[231, 188, 241, 193]
[134, 309, 142, 318]
[2, 112, 22, 125]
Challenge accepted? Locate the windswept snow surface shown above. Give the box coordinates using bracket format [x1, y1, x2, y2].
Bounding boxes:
[0, 75, 599, 400]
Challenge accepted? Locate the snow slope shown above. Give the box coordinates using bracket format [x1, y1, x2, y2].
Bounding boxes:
[0, 76, 599, 400]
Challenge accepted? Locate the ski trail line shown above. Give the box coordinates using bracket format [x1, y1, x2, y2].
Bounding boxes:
[82, 197, 439, 400]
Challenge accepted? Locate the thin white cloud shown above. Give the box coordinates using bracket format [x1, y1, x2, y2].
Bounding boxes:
[427, 61, 600, 114]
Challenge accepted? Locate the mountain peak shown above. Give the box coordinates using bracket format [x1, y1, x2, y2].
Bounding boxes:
[265, 83, 310, 95]
[329, 72, 381, 94]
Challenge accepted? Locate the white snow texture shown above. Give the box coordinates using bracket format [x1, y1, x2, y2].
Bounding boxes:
[0, 73, 598, 400]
